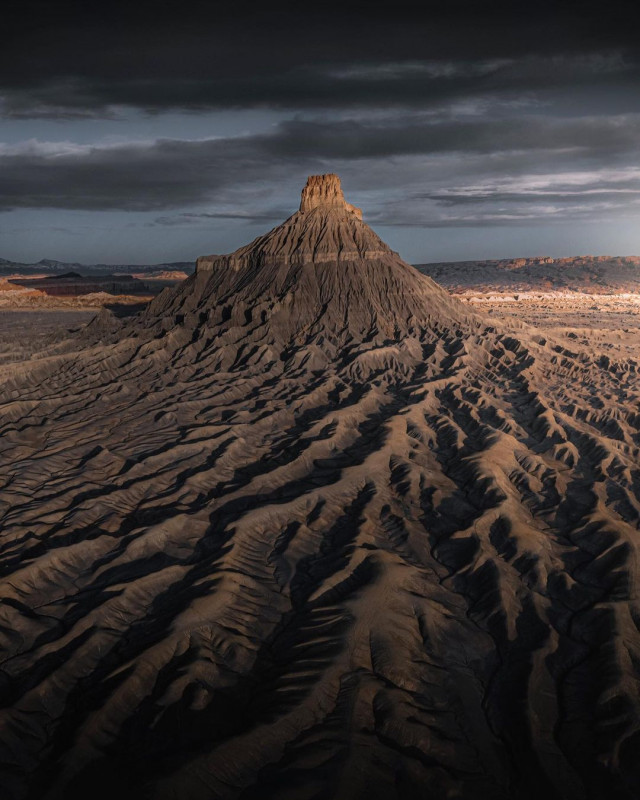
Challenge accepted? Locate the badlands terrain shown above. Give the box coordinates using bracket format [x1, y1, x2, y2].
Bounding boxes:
[417, 254, 640, 294]
[0, 269, 187, 364]
[0, 176, 639, 800]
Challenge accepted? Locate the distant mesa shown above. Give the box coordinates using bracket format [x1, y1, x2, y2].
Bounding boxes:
[45, 271, 84, 280]
[8, 273, 155, 298]
[0, 258, 196, 278]
[417, 253, 640, 293]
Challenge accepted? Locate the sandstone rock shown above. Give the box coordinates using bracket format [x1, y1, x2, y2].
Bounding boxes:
[197, 176, 384, 276]
[299, 173, 362, 218]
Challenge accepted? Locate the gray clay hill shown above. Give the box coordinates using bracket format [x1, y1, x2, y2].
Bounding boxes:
[1, 176, 639, 800]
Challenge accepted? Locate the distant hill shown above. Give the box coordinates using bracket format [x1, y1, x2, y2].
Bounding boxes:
[415, 255, 640, 293]
[8, 273, 158, 297]
[0, 258, 195, 277]
[45, 271, 84, 280]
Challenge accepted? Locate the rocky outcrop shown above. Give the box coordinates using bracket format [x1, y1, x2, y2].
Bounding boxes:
[299, 173, 363, 218]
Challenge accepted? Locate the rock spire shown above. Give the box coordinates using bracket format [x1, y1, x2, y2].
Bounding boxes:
[299, 173, 362, 218]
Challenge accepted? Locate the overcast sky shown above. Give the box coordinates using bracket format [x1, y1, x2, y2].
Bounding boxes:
[2, 0, 640, 264]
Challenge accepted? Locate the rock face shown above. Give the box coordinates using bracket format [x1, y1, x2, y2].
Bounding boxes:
[197, 175, 378, 273]
[299, 173, 363, 218]
[1, 177, 640, 800]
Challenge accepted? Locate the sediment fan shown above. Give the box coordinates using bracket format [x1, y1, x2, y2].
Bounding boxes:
[0, 176, 639, 800]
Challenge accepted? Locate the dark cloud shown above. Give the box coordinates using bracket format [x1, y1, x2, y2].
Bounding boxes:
[2, 113, 640, 212]
[3, 0, 640, 261]
[2, 1, 639, 117]
[0, 137, 311, 211]
[4, 54, 640, 118]
[153, 211, 290, 226]
[268, 115, 640, 159]
[428, 190, 640, 206]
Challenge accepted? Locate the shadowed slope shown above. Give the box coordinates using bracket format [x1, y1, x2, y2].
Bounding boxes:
[0, 176, 639, 800]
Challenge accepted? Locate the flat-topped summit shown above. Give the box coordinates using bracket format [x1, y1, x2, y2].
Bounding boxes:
[299, 173, 363, 218]
[197, 174, 387, 271]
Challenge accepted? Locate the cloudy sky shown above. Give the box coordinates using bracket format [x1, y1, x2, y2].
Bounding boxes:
[2, 1, 640, 264]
